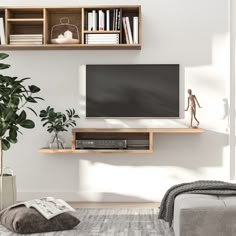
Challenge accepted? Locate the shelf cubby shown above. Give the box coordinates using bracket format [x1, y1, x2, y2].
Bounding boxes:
[45, 8, 82, 45]
[7, 8, 44, 19]
[121, 6, 141, 45]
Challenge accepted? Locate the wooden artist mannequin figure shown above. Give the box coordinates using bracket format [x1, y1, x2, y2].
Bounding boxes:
[185, 89, 202, 128]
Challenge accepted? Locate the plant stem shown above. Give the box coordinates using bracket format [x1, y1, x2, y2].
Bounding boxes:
[17, 92, 32, 110]
[55, 132, 59, 149]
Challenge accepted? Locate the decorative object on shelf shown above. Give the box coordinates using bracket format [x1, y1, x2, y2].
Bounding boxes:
[0, 53, 43, 209]
[51, 17, 80, 44]
[40, 107, 79, 149]
[185, 89, 202, 128]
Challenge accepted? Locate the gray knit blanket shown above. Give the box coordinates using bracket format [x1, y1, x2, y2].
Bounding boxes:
[158, 180, 236, 226]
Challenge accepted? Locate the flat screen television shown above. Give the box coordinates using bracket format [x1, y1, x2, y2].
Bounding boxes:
[86, 64, 180, 118]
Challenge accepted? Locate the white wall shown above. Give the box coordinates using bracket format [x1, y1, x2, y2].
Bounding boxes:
[0, 0, 231, 202]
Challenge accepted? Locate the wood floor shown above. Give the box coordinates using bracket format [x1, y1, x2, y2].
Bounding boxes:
[69, 202, 160, 208]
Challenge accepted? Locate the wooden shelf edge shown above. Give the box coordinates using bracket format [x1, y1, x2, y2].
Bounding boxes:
[73, 128, 205, 134]
[3, 6, 141, 9]
[154, 128, 205, 133]
[73, 128, 153, 133]
[38, 148, 152, 154]
[0, 44, 141, 50]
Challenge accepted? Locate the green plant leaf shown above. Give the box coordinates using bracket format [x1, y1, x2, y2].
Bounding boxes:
[33, 96, 44, 101]
[6, 136, 17, 144]
[3, 108, 14, 121]
[28, 85, 40, 93]
[2, 139, 10, 151]
[0, 53, 9, 60]
[0, 63, 10, 70]
[27, 107, 38, 116]
[17, 110, 26, 124]
[9, 128, 17, 141]
[20, 120, 35, 129]
[27, 97, 37, 103]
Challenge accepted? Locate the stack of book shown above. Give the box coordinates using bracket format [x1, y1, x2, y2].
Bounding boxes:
[85, 9, 120, 31]
[123, 16, 139, 44]
[85, 33, 119, 44]
[9, 34, 43, 45]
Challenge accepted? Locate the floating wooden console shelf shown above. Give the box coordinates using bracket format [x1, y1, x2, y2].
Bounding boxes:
[38, 128, 205, 154]
[0, 6, 141, 50]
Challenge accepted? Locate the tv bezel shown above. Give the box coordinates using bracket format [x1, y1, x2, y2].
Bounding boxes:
[85, 64, 181, 119]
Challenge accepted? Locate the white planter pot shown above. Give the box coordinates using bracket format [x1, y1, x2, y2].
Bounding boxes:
[0, 168, 17, 209]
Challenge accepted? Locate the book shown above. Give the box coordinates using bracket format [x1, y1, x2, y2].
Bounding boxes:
[84, 12, 88, 30]
[85, 41, 119, 45]
[9, 197, 75, 220]
[122, 17, 129, 44]
[86, 33, 119, 37]
[115, 9, 118, 30]
[98, 10, 105, 31]
[0, 18, 6, 45]
[125, 17, 133, 44]
[9, 34, 42, 37]
[86, 39, 119, 42]
[85, 37, 119, 41]
[92, 10, 97, 31]
[117, 10, 120, 30]
[88, 12, 93, 31]
[10, 39, 43, 41]
[106, 10, 110, 31]
[112, 9, 116, 30]
[10, 42, 43, 45]
[133, 17, 139, 44]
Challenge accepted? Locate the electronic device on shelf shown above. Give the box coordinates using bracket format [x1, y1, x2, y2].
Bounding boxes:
[76, 139, 127, 149]
[127, 139, 149, 150]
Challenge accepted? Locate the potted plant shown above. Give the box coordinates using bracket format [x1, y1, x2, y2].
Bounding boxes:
[0, 53, 43, 209]
[40, 106, 79, 149]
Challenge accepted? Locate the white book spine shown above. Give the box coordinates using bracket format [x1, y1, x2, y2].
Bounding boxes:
[0, 18, 6, 45]
[106, 10, 110, 31]
[133, 17, 139, 44]
[99, 10, 105, 31]
[122, 17, 129, 44]
[92, 10, 97, 31]
[88, 12, 93, 31]
[125, 17, 133, 44]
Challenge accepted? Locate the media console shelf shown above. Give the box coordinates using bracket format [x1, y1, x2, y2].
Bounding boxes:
[38, 128, 205, 154]
[0, 6, 141, 50]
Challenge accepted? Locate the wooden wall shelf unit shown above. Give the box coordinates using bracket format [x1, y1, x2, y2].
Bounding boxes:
[0, 6, 141, 50]
[38, 128, 205, 154]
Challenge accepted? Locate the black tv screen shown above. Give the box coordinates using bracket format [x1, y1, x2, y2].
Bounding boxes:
[86, 64, 179, 118]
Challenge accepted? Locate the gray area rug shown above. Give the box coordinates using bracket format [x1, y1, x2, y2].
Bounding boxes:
[0, 208, 174, 236]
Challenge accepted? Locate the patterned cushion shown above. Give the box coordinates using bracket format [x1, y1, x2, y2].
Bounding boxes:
[0, 205, 80, 234]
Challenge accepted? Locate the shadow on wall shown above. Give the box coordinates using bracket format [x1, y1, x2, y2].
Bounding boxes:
[77, 130, 228, 169]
